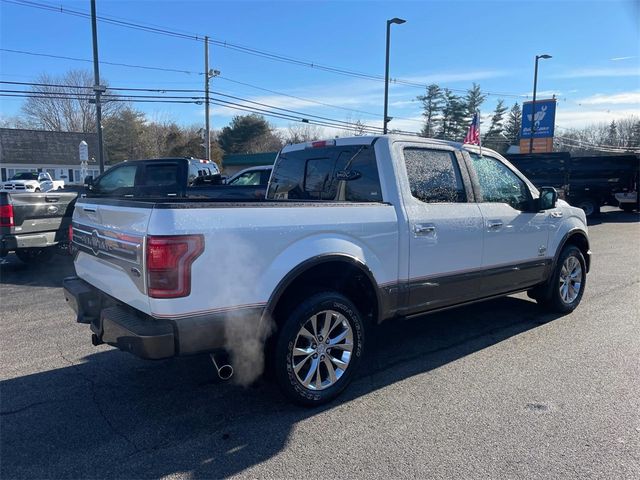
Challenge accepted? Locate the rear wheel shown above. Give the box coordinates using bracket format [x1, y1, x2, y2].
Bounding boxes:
[274, 291, 365, 406]
[536, 245, 586, 313]
[15, 247, 54, 264]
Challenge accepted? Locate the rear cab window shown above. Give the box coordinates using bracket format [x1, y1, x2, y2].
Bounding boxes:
[267, 144, 383, 202]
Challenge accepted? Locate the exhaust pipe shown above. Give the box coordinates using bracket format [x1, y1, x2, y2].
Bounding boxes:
[209, 353, 233, 380]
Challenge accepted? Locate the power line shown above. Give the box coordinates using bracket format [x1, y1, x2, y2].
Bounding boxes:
[3, 0, 528, 99]
[0, 48, 203, 75]
[0, 90, 408, 135]
[0, 79, 423, 128]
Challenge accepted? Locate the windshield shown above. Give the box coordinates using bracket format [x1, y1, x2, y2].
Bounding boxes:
[10, 172, 38, 180]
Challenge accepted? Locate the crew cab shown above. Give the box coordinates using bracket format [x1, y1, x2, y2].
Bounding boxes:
[2, 172, 64, 193]
[63, 136, 591, 406]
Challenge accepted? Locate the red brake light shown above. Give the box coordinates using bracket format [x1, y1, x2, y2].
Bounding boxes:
[146, 235, 204, 298]
[0, 205, 14, 227]
[309, 139, 336, 149]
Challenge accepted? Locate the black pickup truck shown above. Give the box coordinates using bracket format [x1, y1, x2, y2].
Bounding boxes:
[1, 191, 77, 263]
[84, 157, 267, 200]
[506, 152, 640, 216]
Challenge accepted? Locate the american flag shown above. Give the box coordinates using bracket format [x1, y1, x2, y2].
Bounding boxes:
[463, 111, 480, 145]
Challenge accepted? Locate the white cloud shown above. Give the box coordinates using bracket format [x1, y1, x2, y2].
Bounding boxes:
[555, 108, 639, 128]
[610, 56, 637, 61]
[551, 67, 640, 79]
[399, 70, 509, 85]
[576, 91, 640, 105]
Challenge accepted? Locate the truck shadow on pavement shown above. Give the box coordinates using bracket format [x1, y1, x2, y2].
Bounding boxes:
[0, 253, 75, 288]
[0, 295, 564, 479]
[587, 209, 639, 226]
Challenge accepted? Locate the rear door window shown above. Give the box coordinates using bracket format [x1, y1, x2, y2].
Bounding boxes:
[267, 145, 382, 202]
[403, 148, 466, 203]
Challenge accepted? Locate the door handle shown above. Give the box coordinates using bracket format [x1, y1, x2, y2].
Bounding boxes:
[414, 223, 436, 235]
[487, 221, 503, 230]
[82, 206, 97, 213]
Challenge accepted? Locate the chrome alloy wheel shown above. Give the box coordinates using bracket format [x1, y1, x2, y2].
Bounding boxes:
[559, 255, 583, 304]
[292, 310, 354, 391]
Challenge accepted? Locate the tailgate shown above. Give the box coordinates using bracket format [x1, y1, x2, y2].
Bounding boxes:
[72, 200, 153, 313]
[3, 191, 77, 237]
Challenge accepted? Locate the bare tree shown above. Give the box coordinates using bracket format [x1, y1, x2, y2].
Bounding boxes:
[340, 115, 368, 137]
[22, 70, 123, 132]
[284, 123, 325, 144]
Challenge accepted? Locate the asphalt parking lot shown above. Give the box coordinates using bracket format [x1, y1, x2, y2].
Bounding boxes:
[1, 207, 638, 479]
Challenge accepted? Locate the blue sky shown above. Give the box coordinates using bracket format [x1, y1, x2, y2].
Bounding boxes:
[1, 0, 639, 137]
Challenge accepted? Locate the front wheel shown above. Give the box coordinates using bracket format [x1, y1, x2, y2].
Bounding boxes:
[536, 246, 586, 313]
[274, 291, 365, 406]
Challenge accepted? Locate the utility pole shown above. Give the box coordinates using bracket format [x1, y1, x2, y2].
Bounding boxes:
[90, 0, 106, 173]
[204, 36, 210, 161]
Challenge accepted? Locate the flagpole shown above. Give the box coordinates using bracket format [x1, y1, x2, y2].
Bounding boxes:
[477, 109, 482, 157]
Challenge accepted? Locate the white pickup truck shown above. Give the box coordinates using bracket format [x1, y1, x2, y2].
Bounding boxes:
[63, 136, 590, 405]
[2, 172, 64, 192]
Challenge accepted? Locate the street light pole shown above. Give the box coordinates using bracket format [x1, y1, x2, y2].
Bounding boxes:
[383, 17, 406, 135]
[529, 54, 552, 154]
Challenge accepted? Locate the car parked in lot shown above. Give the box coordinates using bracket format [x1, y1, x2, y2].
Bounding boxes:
[1, 190, 77, 262]
[2, 172, 64, 193]
[63, 135, 590, 406]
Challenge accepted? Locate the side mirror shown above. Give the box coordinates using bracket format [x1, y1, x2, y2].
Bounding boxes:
[538, 186, 558, 210]
[84, 175, 93, 186]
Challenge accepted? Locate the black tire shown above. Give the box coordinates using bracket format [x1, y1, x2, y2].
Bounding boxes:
[274, 291, 365, 406]
[15, 247, 54, 264]
[575, 198, 600, 217]
[536, 245, 586, 313]
[620, 203, 635, 212]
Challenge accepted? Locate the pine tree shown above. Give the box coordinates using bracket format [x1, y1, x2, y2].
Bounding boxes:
[484, 100, 509, 151]
[417, 84, 443, 138]
[504, 102, 522, 146]
[438, 89, 466, 140]
[464, 83, 486, 123]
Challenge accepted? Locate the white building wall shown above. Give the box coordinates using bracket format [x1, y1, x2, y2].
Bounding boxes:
[0, 163, 104, 183]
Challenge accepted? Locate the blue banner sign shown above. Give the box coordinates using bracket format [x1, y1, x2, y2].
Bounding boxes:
[521, 99, 556, 139]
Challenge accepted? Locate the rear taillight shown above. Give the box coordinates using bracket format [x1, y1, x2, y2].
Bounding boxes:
[0, 205, 14, 227]
[68, 224, 74, 253]
[146, 235, 204, 298]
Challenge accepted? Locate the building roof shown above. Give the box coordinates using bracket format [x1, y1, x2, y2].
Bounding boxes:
[222, 151, 277, 167]
[0, 128, 106, 166]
